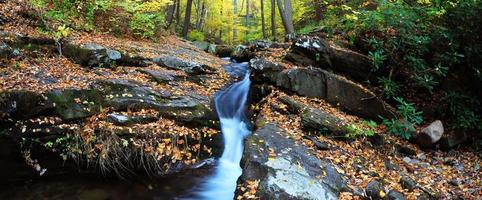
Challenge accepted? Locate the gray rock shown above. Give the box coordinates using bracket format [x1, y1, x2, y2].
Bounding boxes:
[365, 180, 384, 199]
[107, 113, 158, 126]
[107, 113, 130, 125]
[153, 56, 208, 75]
[192, 41, 210, 51]
[251, 66, 395, 120]
[280, 96, 348, 135]
[287, 35, 373, 82]
[400, 175, 417, 191]
[93, 79, 165, 111]
[417, 120, 444, 149]
[388, 190, 407, 200]
[137, 69, 176, 83]
[287, 35, 332, 68]
[63, 43, 121, 68]
[240, 123, 344, 200]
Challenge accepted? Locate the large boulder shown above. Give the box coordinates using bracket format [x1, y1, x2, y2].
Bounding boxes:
[0, 41, 13, 58]
[250, 59, 395, 119]
[240, 122, 346, 200]
[416, 120, 444, 149]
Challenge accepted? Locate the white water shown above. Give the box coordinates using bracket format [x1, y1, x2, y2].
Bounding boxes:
[187, 61, 251, 200]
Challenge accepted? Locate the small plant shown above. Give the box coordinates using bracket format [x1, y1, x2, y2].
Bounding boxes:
[381, 97, 423, 140]
[378, 77, 401, 98]
[368, 50, 386, 71]
[346, 120, 377, 138]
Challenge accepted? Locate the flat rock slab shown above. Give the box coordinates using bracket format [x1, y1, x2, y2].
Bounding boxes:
[240, 122, 346, 200]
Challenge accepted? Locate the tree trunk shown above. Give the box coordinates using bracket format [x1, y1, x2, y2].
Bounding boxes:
[276, 0, 294, 35]
[182, 0, 194, 38]
[233, 0, 238, 42]
[175, 0, 181, 27]
[246, 0, 250, 42]
[261, 0, 266, 38]
[271, 0, 276, 41]
[166, 1, 176, 29]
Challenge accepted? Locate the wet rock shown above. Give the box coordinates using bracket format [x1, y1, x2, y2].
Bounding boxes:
[400, 175, 417, 191]
[251, 65, 395, 120]
[45, 89, 104, 121]
[240, 123, 345, 200]
[137, 69, 176, 83]
[365, 180, 384, 199]
[0, 90, 51, 120]
[63, 43, 122, 68]
[153, 56, 208, 75]
[417, 120, 444, 149]
[388, 190, 407, 200]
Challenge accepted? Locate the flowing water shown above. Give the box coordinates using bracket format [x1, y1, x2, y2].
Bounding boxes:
[188, 61, 251, 200]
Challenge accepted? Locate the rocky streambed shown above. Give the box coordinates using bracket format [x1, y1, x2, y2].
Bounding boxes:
[1, 29, 481, 200]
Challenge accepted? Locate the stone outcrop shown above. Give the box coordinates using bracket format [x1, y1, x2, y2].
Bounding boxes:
[286, 35, 373, 82]
[250, 58, 395, 120]
[240, 122, 347, 199]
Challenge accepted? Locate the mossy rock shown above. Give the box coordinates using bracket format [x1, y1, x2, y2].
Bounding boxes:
[46, 89, 104, 121]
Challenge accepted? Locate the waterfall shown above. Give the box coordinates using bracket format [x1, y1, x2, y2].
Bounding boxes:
[188, 61, 251, 200]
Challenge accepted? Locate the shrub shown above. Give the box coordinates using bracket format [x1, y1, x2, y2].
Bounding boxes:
[130, 12, 162, 38]
[346, 120, 377, 138]
[381, 97, 423, 140]
[188, 30, 205, 42]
